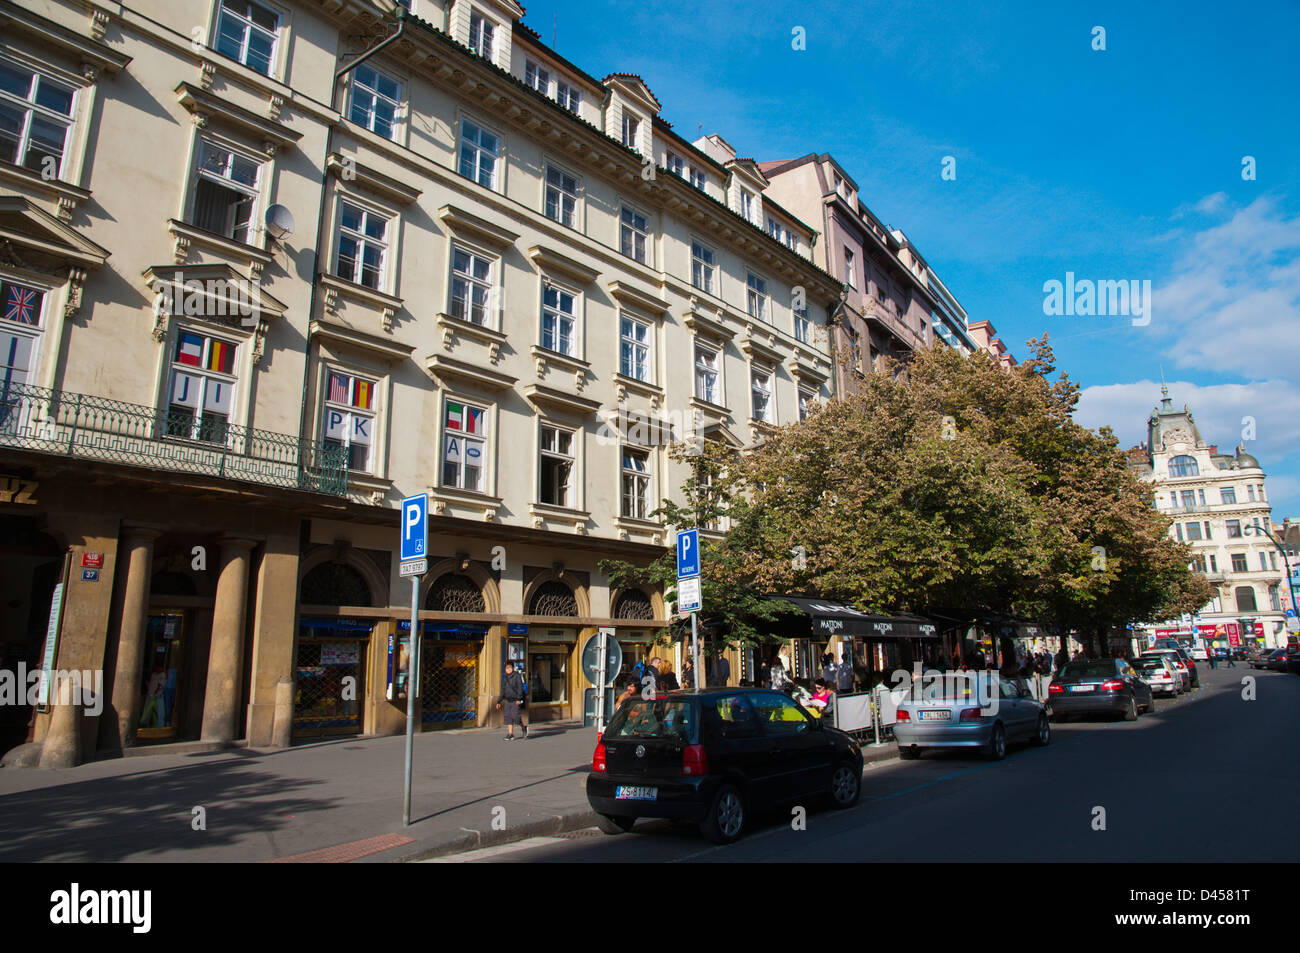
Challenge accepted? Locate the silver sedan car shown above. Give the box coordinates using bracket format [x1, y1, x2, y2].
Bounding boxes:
[893, 674, 1050, 761]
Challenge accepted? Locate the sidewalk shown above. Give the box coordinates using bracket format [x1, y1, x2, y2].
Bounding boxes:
[0, 721, 899, 863]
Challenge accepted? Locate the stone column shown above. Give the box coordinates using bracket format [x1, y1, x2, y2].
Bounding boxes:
[201, 538, 257, 743]
[109, 527, 161, 750]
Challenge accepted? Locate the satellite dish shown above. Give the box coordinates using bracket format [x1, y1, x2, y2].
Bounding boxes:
[264, 204, 295, 241]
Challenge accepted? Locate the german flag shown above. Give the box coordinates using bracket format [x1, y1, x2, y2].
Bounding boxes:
[207, 339, 234, 374]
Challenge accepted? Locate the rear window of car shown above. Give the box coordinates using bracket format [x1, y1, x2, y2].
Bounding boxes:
[605, 699, 696, 741]
[1135, 660, 1164, 671]
[1061, 661, 1118, 678]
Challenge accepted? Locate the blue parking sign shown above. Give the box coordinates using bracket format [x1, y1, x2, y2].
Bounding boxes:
[677, 528, 699, 579]
[401, 494, 427, 561]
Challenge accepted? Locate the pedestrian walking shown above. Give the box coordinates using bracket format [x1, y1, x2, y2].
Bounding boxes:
[836, 653, 854, 692]
[1208, 651, 1217, 670]
[770, 653, 792, 694]
[710, 652, 731, 687]
[1225, 649, 1236, 668]
[495, 661, 528, 740]
[681, 657, 695, 690]
[659, 659, 680, 691]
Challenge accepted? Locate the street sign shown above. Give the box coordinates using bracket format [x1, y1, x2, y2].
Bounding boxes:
[678, 575, 701, 613]
[1287, 617, 1299, 634]
[399, 558, 427, 578]
[400, 493, 427, 562]
[676, 528, 699, 579]
[581, 629, 623, 685]
[582, 687, 617, 728]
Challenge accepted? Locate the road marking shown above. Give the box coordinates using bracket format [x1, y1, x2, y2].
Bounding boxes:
[270, 832, 414, 863]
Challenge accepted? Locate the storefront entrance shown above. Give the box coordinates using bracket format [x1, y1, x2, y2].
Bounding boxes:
[137, 612, 184, 740]
[409, 622, 485, 730]
[293, 617, 371, 738]
[508, 629, 575, 722]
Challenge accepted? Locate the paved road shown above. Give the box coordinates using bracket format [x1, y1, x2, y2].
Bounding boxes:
[431, 664, 1300, 863]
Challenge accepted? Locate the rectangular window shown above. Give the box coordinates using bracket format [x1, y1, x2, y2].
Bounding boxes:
[335, 202, 388, 290]
[619, 315, 649, 381]
[1175, 524, 1183, 541]
[751, 367, 772, 423]
[192, 141, 260, 244]
[442, 399, 487, 491]
[469, 12, 495, 60]
[666, 152, 684, 177]
[1260, 552, 1269, 571]
[556, 80, 581, 114]
[541, 284, 575, 356]
[1169, 492, 1177, 508]
[798, 388, 815, 422]
[450, 246, 494, 326]
[1221, 487, 1236, 504]
[524, 60, 551, 96]
[1231, 553, 1248, 573]
[690, 168, 707, 190]
[694, 344, 719, 404]
[0, 58, 76, 177]
[539, 424, 574, 507]
[621, 448, 649, 519]
[1180, 489, 1196, 508]
[322, 371, 376, 472]
[1247, 484, 1255, 501]
[621, 113, 640, 149]
[1270, 585, 1282, 611]
[166, 330, 237, 444]
[1209, 554, 1218, 572]
[794, 299, 811, 344]
[1186, 522, 1202, 541]
[691, 241, 715, 295]
[741, 190, 754, 222]
[620, 205, 647, 264]
[1204, 521, 1212, 540]
[0, 280, 45, 388]
[215, 0, 280, 76]
[844, 247, 856, 288]
[458, 118, 499, 189]
[1226, 519, 1242, 538]
[544, 165, 578, 227]
[349, 65, 402, 140]
[1197, 489, 1206, 506]
[746, 273, 768, 321]
[1270, 551, 1277, 571]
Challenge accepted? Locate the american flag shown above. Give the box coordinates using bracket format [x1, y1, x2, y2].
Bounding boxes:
[329, 372, 350, 404]
[3, 284, 41, 326]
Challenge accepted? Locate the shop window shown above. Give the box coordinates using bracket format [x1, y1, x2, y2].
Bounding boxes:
[165, 330, 238, 444]
[528, 646, 568, 705]
[528, 580, 577, 616]
[612, 589, 654, 620]
[425, 573, 485, 613]
[301, 561, 373, 606]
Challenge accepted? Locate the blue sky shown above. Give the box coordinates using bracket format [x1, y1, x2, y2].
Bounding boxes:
[521, 0, 1300, 516]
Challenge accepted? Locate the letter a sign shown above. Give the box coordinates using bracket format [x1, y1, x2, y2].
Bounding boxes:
[401, 494, 427, 562]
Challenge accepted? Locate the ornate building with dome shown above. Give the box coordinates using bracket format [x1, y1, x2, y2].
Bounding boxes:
[1126, 388, 1287, 649]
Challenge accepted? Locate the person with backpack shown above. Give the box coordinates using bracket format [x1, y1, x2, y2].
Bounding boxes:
[496, 661, 528, 740]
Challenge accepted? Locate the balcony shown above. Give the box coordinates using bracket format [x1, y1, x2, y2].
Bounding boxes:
[0, 383, 347, 497]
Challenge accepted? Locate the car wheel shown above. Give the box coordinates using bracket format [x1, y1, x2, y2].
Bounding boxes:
[1033, 712, 1050, 746]
[1146, 696, 1157, 714]
[985, 723, 1006, 761]
[898, 745, 922, 760]
[699, 784, 746, 844]
[828, 762, 861, 808]
[1124, 696, 1138, 721]
[594, 813, 636, 835]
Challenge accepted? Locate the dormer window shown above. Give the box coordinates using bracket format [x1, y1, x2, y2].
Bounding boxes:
[525, 60, 551, 96]
[621, 113, 640, 150]
[469, 11, 495, 60]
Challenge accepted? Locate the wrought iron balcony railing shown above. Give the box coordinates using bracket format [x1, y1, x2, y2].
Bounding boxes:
[0, 382, 348, 497]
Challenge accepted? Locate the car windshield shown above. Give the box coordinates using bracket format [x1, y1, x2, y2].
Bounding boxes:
[604, 699, 696, 741]
[1060, 661, 1118, 678]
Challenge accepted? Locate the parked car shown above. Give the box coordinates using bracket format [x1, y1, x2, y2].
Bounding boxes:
[1048, 658, 1154, 721]
[587, 688, 863, 844]
[1139, 649, 1189, 692]
[894, 674, 1050, 761]
[1249, 649, 1278, 669]
[1142, 648, 1198, 688]
[1213, 646, 1230, 660]
[1266, 649, 1290, 672]
[1189, 645, 1209, 662]
[1133, 656, 1180, 698]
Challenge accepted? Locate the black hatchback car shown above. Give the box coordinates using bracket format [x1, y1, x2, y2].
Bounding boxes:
[587, 688, 863, 844]
[1048, 657, 1154, 721]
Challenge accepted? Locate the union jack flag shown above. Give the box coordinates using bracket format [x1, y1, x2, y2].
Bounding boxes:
[3, 283, 42, 326]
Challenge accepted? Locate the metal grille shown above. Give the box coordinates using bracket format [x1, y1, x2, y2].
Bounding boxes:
[426, 574, 485, 612]
[612, 589, 654, 620]
[529, 580, 577, 616]
[420, 641, 480, 726]
[293, 638, 366, 737]
[0, 382, 347, 496]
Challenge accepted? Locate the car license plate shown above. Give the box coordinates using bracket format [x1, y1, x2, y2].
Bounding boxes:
[917, 710, 951, 721]
[1069, 685, 1095, 692]
[615, 785, 658, 801]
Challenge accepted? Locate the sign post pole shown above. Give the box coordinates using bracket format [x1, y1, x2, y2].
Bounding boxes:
[398, 493, 428, 828]
[403, 573, 419, 827]
[676, 529, 702, 689]
[691, 610, 701, 690]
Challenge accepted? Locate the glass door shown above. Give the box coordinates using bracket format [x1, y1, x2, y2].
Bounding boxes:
[139, 612, 184, 740]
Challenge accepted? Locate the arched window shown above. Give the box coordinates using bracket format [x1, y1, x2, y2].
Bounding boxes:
[425, 573, 485, 613]
[151, 571, 197, 596]
[612, 588, 654, 620]
[301, 562, 373, 606]
[1235, 586, 1257, 613]
[528, 580, 578, 616]
[1168, 455, 1199, 477]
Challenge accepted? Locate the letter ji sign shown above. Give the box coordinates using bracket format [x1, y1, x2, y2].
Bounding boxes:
[401, 494, 427, 561]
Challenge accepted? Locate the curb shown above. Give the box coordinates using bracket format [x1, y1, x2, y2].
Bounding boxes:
[398, 808, 598, 861]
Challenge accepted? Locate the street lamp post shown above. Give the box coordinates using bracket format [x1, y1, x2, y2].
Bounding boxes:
[1243, 522, 1300, 636]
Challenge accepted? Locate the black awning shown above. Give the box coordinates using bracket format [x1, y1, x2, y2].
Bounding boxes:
[770, 597, 940, 640]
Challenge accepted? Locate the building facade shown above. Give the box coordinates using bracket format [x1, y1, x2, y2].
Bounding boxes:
[1128, 389, 1287, 649]
[0, 0, 841, 762]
